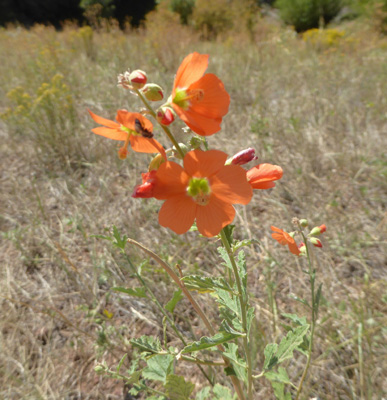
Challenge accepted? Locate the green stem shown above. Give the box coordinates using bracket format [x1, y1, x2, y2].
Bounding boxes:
[127, 238, 246, 399]
[295, 229, 317, 400]
[134, 88, 185, 159]
[220, 229, 253, 400]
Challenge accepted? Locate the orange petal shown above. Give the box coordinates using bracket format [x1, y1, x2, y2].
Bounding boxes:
[189, 74, 230, 118]
[183, 149, 227, 178]
[153, 161, 190, 200]
[172, 106, 223, 136]
[173, 53, 209, 92]
[196, 196, 235, 237]
[247, 164, 283, 186]
[116, 110, 153, 132]
[91, 127, 128, 141]
[130, 136, 166, 159]
[271, 232, 288, 246]
[288, 242, 301, 256]
[211, 165, 253, 205]
[158, 195, 196, 234]
[88, 109, 120, 129]
[250, 181, 276, 190]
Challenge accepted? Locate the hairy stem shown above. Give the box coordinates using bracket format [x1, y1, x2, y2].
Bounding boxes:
[220, 229, 253, 400]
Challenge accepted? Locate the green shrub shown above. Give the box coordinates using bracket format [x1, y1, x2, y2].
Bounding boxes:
[170, 0, 196, 25]
[275, 0, 343, 32]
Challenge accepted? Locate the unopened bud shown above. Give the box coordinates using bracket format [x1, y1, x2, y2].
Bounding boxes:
[156, 106, 175, 125]
[142, 83, 164, 101]
[132, 170, 157, 198]
[148, 153, 165, 171]
[299, 242, 307, 254]
[228, 148, 257, 166]
[118, 146, 128, 160]
[299, 219, 308, 228]
[310, 224, 327, 236]
[94, 365, 105, 374]
[129, 70, 147, 89]
[309, 237, 323, 248]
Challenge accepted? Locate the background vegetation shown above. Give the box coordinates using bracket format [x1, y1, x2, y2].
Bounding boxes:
[0, 1, 386, 399]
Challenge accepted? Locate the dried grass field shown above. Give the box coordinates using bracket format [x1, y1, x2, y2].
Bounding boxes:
[0, 16, 386, 400]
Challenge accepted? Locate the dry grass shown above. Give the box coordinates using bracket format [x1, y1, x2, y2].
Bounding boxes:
[0, 16, 386, 400]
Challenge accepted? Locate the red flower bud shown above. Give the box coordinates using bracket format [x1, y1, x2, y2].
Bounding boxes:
[309, 237, 323, 248]
[230, 148, 257, 165]
[156, 107, 175, 126]
[132, 170, 157, 198]
[310, 224, 327, 236]
[129, 70, 147, 89]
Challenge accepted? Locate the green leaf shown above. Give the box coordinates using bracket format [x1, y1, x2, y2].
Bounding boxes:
[315, 283, 323, 314]
[112, 286, 147, 298]
[289, 294, 310, 308]
[195, 386, 211, 400]
[281, 313, 308, 326]
[116, 353, 127, 373]
[112, 225, 127, 250]
[165, 289, 183, 313]
[264, 367, 291, 385]
[165, 374, 194, 400]
[124, 370, 142, 385]
[246, 307, 255, 335]
[182, 329, 244, 354]
[263, 325, 310, 371]
[231, 239, 254, 253]
[263, 343, 278, 370]
[222, 224, 235, 245]
[217, 247, 233, 270]
[142, 354, 174, 383]
[222, 343, 247, 382]
[130, 335, 162, 355]
[182, 275, 232, 293]
[215, 289, 240, 317]
[271, 381, 292, 400]
[213, 383, 236, 400]
[236, 250, 247, 287]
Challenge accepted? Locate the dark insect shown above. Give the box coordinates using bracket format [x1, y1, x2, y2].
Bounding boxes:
[135, 118, 153, 138]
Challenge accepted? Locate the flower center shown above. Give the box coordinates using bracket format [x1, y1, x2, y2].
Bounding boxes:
[187, 177, 211, 206]
[173, 88, 204, 110]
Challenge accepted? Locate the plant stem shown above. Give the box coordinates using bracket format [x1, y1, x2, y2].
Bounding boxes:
[127, 237, 246, 400]
[122, 250, 214, 386]
[295, 230, 317, 400]
[134, 88, 185, 159]
[220, 229, 253, 400]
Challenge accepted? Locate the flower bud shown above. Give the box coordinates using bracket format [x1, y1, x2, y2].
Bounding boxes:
[148, 153, 165, 171]
[132, 170, 157, 198]
[118, 146, 128, 160]
[299, 242, 307, 254]
[299, 219, 308, 227]
[156, 106, 175, 125]
[94, 365, 106, 374]
[228, 148, 257, 166]
[129, 70, 147, 89]
[142, 83, 164, 101]
[309, 237, 323, 248]
[310, 224, 327, 236]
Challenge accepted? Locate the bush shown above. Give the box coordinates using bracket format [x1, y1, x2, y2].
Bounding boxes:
[170, 0, 195, 25]
[275, 0, 343, 32]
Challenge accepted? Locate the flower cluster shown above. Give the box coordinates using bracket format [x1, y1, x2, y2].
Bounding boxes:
[89, 53, 283, 237]
[271, 221, 327, 256]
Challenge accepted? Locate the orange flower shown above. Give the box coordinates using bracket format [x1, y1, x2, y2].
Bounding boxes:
[247, 164, 283, 189]
[171, 53, 230, 136]
[88, 109, 166, 159]
[271, 226, 300, 256]
[153, 149, 253, 237]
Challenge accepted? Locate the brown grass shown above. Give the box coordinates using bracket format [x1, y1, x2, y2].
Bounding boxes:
[0, 15, 386, 400]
